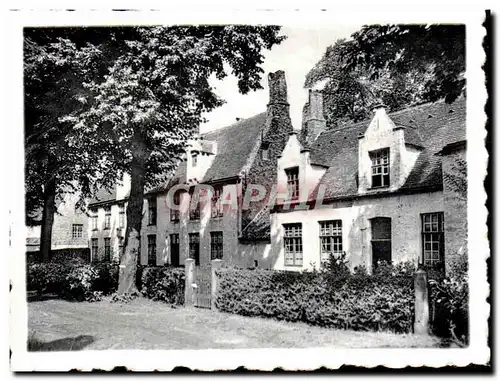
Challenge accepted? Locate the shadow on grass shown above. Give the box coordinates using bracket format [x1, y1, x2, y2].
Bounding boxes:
[27, 292, 61, 302]
[28, 335, 95, 351]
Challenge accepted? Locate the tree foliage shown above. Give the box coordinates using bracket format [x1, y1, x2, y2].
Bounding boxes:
[26, 26, 285, 292]
[305, 24, 465, 129]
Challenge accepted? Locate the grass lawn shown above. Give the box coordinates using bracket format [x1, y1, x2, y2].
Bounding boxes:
[28, 297, 441, 351]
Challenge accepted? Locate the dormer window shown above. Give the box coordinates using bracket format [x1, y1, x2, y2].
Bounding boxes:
[262, 147, 269, 161]
[285, 167, 299, 200]
[261, 141, 270, 161]
[370, 149, 390, 188]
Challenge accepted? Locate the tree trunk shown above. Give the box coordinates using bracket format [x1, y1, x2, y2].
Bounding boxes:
[40, 177, 57, 262]
[117, 154, 147, 295]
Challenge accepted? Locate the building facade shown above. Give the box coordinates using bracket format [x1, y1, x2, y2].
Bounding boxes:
[87, 70, 467, 275]
[26, 191, 89, 253]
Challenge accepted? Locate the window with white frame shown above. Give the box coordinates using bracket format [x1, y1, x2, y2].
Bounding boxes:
[91, 238, 98, 261]
[118, 203, 125, 228]
[118, 237, 124, 259]
[210, 231, 223, 260]
[211, 185, 223, 218]
[189, 189, 201, 220]
[147, 234, 157, 266]
[421, 212, 444, 266]
[370, 148, 390, 188]
[319, 220, 343, 262]
[170, 190, 181, 222]
[283, 223, 303, 267]
[104, 206, 111, 229]
[148, 197, 157, 225]
[104, 237, 111, 262]
[91, 209, 98, 230]
[261, 142, 270, 161]
[285, 167, 299, 201]
[72, 224, 83, 239]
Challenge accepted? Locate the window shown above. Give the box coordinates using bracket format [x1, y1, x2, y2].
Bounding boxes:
[210, 231, 223, 260]
[370, 149, 390, 188]
[72, 224, 83, 239]
[421, 212, 444, 266]
[104, 237, 111, 262]
[170, 191, 181, 222]
[371, 217, 392, 267]
[319, 220, 343, 262]
[283, 223, 303, 266]
[189, 190, 200, 220]
[147, 234, 156, 266]
[285, 167, 299, 201]
[104, 206, 111, 229]
[170, 234, 180, 267]
[192, 154, 198, 167]
[118, 203, 125, 228]
[189, 233, 200, 266]
[91, 238, 98, 261]
[211, 186, 223, 218]
[118, 237, 124, 259]
[261, 147, 269, 161]
[91, 209, 98, 230]
[148, 197, 157, 225]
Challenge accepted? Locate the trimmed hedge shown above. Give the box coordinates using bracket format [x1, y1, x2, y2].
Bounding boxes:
[139, 266, 185, 306]
[26, 261, 184, 305]
[215, 265, 415, 333]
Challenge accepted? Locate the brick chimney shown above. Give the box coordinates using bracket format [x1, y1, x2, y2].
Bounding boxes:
[267, 70, 288, 106]
[301, 89, 326, 146]
[261, 70, 293, 141]
[241, 70, 294, 233]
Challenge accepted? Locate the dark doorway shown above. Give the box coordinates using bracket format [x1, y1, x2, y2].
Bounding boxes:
[371, 217, 392, 268]
[170, 234, 180, 267]
[189, 233, 200, 266]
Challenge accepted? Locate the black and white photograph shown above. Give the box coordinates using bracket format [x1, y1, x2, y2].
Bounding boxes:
[5, 7, 489, 372]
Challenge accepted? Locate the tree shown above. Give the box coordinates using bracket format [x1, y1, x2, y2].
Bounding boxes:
[24, 28, 118, 261]
[305, 25, 465, 128]
[58, 26, 285, 294]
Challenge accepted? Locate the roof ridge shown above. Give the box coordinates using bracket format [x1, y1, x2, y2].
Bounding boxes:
[312, 97, 464, 143]
[201, 111, 266, 138]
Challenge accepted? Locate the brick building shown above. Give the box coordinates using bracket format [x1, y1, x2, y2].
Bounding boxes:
[87, 70, 467, 274]
[26, 191, 89, 253]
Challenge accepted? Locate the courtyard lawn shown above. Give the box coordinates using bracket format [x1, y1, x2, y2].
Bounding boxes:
[28, 297, 440, 351]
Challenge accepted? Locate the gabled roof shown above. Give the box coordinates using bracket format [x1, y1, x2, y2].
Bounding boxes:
[148, 112, 267, 193]
[202, 113, 266, 182]
[310, 98, 466, 200]
[89, 187, 118, 206]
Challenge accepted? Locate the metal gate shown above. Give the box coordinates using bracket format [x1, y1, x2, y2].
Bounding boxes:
[194, 265, 212, 309]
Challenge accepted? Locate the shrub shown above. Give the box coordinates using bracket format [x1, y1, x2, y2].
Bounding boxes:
[429, 254, 469, 345]
[140, 266, 185, 305]
[26, 262, 71, 294]
[92, 263, 119, 295]
[61, 264, 101, 301]
[26, 261, 119, 301]
[110, 291, 140, 304]
[216, 262, 415, 333]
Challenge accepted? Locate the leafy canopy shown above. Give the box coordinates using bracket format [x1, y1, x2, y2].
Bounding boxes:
[24, 26, 285, 218]
[58, 26, 285, 190]
[304, 24, 465, 129]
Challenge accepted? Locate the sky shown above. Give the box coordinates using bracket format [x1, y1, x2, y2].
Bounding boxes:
[200, 25, 362, 133]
